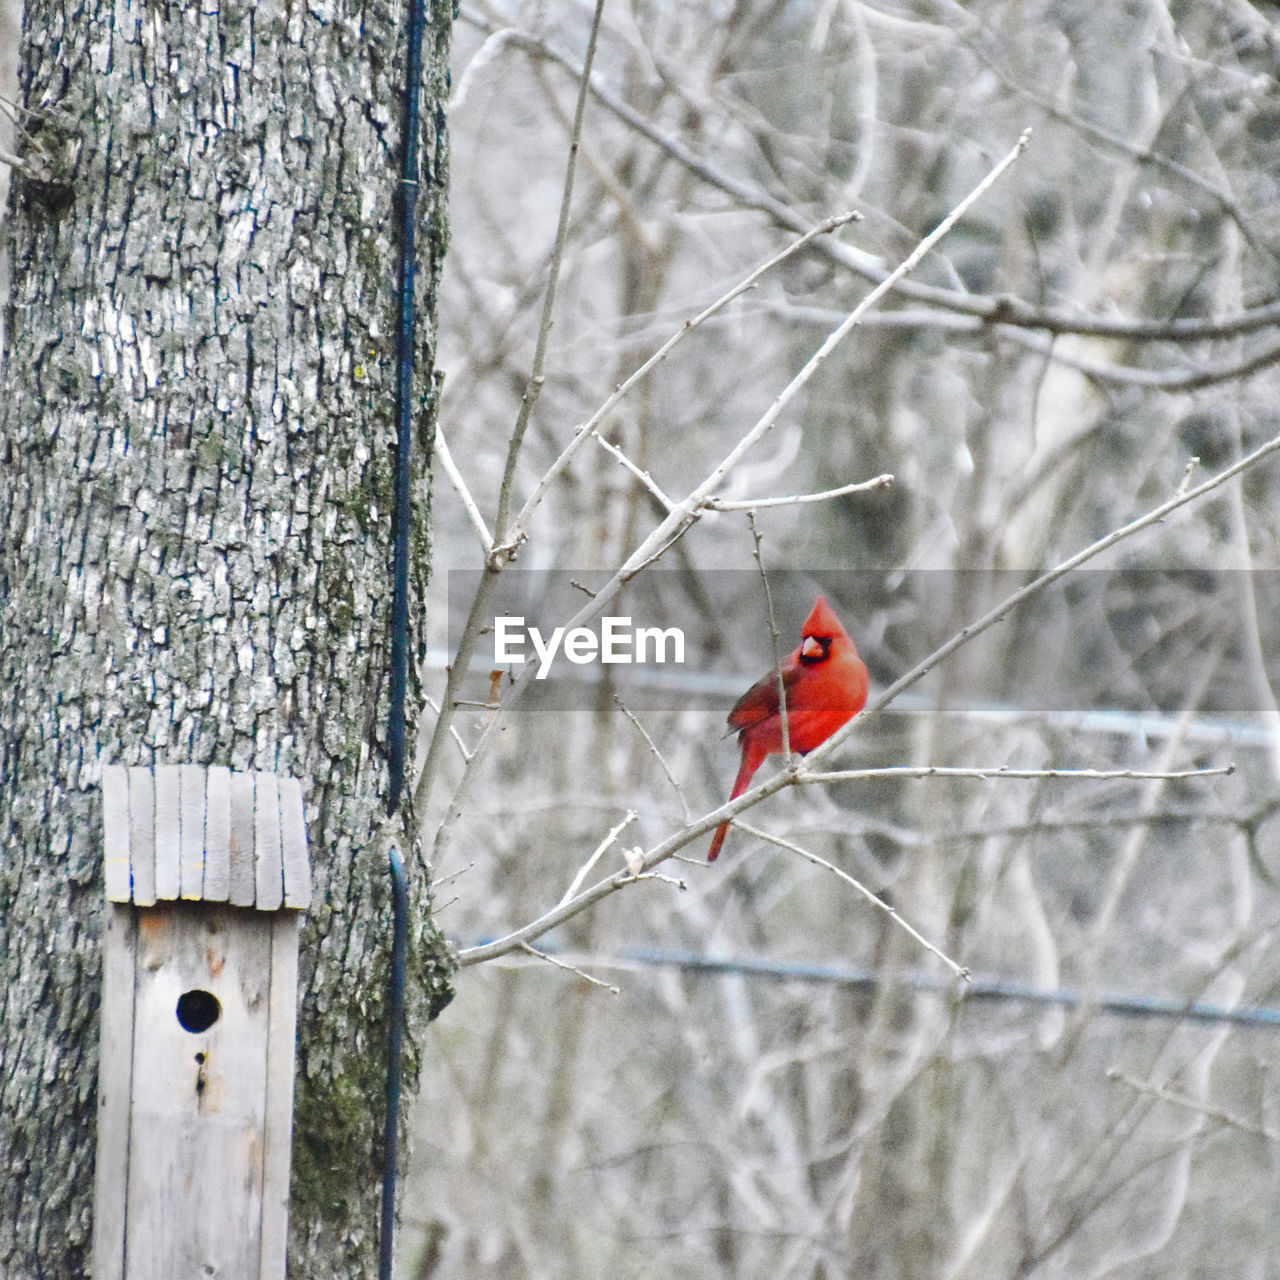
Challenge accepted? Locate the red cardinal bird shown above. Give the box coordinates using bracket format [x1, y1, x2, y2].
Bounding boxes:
[708, 596, 868, 861]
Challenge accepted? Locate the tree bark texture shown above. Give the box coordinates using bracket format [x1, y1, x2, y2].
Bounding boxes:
[0, 1, 454, 1275]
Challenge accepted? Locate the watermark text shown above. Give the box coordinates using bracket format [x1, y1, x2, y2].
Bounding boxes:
[494, 616, 685, 679]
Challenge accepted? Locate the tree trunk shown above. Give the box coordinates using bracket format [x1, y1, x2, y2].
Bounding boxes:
[0, 1, 454, 1275]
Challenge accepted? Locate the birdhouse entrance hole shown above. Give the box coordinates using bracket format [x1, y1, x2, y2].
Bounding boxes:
[176, 989, 221, 1033]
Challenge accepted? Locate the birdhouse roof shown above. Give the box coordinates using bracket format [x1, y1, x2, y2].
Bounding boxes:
[102, 765, 311, 910]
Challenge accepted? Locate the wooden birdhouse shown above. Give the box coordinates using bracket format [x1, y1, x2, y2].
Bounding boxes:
[94, 764, 311, 1280]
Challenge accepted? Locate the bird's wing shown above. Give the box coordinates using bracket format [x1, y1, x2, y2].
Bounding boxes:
[726, 655, 800, 733]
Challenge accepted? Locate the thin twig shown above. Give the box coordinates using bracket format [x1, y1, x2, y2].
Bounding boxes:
[436, 427, 494, 553]
[0, 145, 33, 176]
[557, 810, 638, 908]
[432, 861, 475, 888]
[1107, 1069, 1280, 1141]
[592, 431, 674, 509]
[737, 821, 969, 981]
[457, 852, 684, 967]
[490, 0, 607, 554]
[613, 696, 690, 821]
[802, 765, 1235, 783]
[706, 475, 893, 510]
[519, 942, 621, 994]
[420, 693, 473, 762]
[747, 510, 792, 759]
[412, 566, 503, 828]
[622, 869, 686, 890]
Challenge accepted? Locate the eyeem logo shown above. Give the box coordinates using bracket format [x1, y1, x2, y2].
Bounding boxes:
[494, 616, 686, 679]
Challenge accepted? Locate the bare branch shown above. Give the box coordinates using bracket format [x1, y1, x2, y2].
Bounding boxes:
[411, 566, 504, 830]
[613, 696, 690, 821]
[800, 427, 1280, 773]
[518, 941, 621, 995]
[491, 0, 607, 551]
[736, 822, 969, 981]
[0, 145, 33, 176]
[456, 849, 688, 967]
[557, 810, 638, 908]
[456, 425, 1280, 965]
[436, 427, 494, 553]
[509, 208, 862, 538]
[778, 303, 1280, 391]
[706, 474, 894, 510]
[591, 431, 674, 509]
[802, 765, 1235, 783]
[461, 8, 1280, 344]
[420, 693, 474, 764]
[1107, 1070, 1280, 1142]
[748, 509, 792, 759]
[971, 41, 1279, 265]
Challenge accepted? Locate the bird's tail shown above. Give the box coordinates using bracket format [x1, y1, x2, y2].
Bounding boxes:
[707, 819, 731, 862]
[708, 749, 764, 861]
